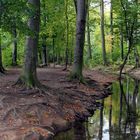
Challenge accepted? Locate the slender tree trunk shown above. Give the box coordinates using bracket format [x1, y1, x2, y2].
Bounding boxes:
[41, 0, 47, 66]
[70, 50, 73, 65]
[119, 39, 132, 78]
[64, 0, 69, 70]
[57, 52, 60, 64]
[17, 0, 40, 88]
[42, 36, 47, 66]
[87, 0, 92, 59]
[119, 0, 137, 78]
[120, 29, 124, 60]
[110, 0, 114, 60]
[52, 38, 55, 67]
[0, 45, 4, 74]
[0, 34, 4, 74]
[100, 0, 107, 65]
[12, 26, 17, 66]
[72, 0, 87, 80]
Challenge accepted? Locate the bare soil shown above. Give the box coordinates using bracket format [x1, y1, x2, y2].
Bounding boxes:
[0, 67, 116, 140]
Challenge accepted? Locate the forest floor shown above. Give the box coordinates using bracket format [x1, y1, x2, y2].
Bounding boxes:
[128, 68, 140, 80]
[0, 66, 117, 140]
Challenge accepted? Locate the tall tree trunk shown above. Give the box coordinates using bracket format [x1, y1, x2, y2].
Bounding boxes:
[52, 38, 55, 67]
[133, 0, 139, 68]
[0, 34, 4, 74]
[119, 39, 132, 78]
[72, 0, 87, 80]
[100, 0, 107, 65]
[64, 0, 69, 70]
[110, 0, 114, 60]
[120, 29, 124, 60]
[41, 0, 47, 66]
[17, 0, 40, 88]
[42, 36, 47, 66]
[119, 0, 137, 78]
[12, 26, 17, 66]
[87, 0, 92, 59]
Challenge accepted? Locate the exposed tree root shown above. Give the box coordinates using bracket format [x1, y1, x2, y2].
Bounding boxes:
[0, 67, 5, 75]
[13, 76, 41, 89]
[69, 73, 85, 84]
[0, 67, 115, 139]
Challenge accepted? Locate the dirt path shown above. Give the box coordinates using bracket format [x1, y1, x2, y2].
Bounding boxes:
[0, 67, 116, 140]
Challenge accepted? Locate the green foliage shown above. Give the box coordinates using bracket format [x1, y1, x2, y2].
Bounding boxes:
[1, 0, 140, 68]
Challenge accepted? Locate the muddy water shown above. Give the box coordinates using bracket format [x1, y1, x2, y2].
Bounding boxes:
[54, 77, 140, 140]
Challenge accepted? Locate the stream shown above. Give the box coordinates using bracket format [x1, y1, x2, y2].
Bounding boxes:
[54, 76, 140, 140]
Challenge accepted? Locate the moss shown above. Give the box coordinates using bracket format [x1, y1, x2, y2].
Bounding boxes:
[69, 71, 85, 83]
[16, 72, 40, 89]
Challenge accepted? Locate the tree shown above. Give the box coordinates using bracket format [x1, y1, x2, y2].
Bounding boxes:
[63, 0, 69, 70]
[110, 0, 114, 60]
[87, 0, 92, 59]
[0, 40, 5, 74]
[16, 0, 40, 88]
[1, 0, 27, 70]
[41, 0, 47, 66]
[100, 0, 107, 65]
[119, 0, 139, 77]
[71, 0, 87, 80]
[12, 25, 17, 66]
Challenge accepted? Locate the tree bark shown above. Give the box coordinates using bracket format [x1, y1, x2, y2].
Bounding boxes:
[120, 29, 124, 60]
[87, 0, 92, 59]
[41, 1, 47, 66]
[12, 26, 17, 66]
[0, 34, 4, 74]
[134, 46, 140, 68]
[110, 0, 114, 60]
[52, 38, 55, 67]
[17, 0, 40, 87]
[42, 36, 47, 66]
[71, 0, 87, 80]
[100, 0, 107, 65]
[64, 0, 69, 70]
[119, 0, 137, 78]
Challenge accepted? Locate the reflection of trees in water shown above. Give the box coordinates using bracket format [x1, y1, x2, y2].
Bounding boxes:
[54, 78, 140, 140]
[74, 121, 86, 140]
[109, 95, 112, 140]
[84, 78, 139, 140]
[118, 78, 139, 140]
[98, 99, 104, 140]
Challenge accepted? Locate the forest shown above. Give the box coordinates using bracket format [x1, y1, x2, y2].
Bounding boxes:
[0, 0, 140, 140]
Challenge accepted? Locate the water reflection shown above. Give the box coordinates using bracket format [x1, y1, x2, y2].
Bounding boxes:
[74, 121, 86, 140]
[98, 100, 104, 140]
[54, 77, 140, 140]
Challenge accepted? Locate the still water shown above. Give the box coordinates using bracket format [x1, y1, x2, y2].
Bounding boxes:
[54, 77, 140, 140]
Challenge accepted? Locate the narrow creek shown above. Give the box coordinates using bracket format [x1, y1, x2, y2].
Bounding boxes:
[54, 76, 140, 140]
